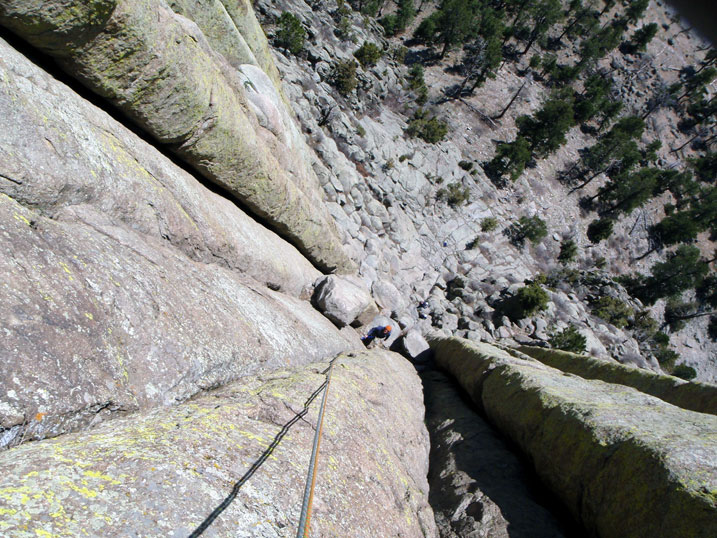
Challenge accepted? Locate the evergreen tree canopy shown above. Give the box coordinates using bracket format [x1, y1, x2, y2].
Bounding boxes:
[516, 93, 575, 156]
[633, 245, 709, 305]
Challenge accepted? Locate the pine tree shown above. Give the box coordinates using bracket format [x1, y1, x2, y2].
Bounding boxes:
[621, 22, 658, 54]
[632, 245, 709, 305]
[516, 93, 575, 156]
[518, 0, 564, 56]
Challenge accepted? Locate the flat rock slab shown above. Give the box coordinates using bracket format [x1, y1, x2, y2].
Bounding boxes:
[0, 351, 436, 538]
[0, 193, 356, 449]
[430, 337, 717, 538]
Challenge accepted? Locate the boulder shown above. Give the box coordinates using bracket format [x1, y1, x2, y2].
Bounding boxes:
[430, 337, 717, 538]
[312, 275, 372, 327]
[0, 0, 354, 273]
[396, 329, 432, 365]
[0, 351, 438, 537]
[371, 278, 406, 313]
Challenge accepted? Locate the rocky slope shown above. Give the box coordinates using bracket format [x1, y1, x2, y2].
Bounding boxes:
[254, 0, 716, 382]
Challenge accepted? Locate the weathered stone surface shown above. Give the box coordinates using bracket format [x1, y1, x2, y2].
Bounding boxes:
[312, 275, 372, 327]
[0, 0, 354, 273]
[0, 193, 357, 449]
[430, 337, 717, 538]
[0, 351, 438, 537]
[513, 346, 717, 416]
[423, 370, 572, 538]
[397, 329, 432, 363]
[0, 36, 319, 297]
[372, 278, 407, 314]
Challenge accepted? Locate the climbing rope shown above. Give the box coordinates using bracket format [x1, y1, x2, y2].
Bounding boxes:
[296, 358, 335, 537]
[187, 357, 337, 537]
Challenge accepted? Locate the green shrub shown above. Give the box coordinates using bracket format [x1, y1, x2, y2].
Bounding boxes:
[587, 218, 614, 243]
[590, 296, 633, 328]
[331, 59, 358, 95]
[392, 45, 408, 63]
[481, 217, 498, 232]
[515, 283, 550, 318]
[406, 109, 448, 143]
[406, 65, 428, 105]
[275, 12, 306, 55]
[459, 160, 473, 171]
[510, 215, 548, 246]
[336, 5, 354, 41]
[437, 183, 470, 207]
[549, 325, 587, 353]
[671, 364, 697, 380]
[354, 41, 382, 67]
[655, 347, 679, 371]
[379, 14, 398, 36]
[558, 239, 578, 265]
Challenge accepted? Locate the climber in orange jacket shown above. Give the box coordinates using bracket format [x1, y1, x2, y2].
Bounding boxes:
[362, 325, 392, 346]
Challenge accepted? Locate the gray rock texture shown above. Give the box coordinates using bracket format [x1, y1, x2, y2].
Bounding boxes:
[312, 275, 372, 327]
[430, 337, 717, 538]
[0, 0, 354, 273]
[0, 36, 318, 298]
[0, 191, 358, 450]
[0, 351, 438, 537]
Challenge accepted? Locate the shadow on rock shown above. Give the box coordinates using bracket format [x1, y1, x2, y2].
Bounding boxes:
[421, 369, 584, 538]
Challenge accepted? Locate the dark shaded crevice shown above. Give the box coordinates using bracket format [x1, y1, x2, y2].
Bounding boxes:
[0, 25, 327, 275]
[419, 365, 585, 538]
[0, 400, 136, 451]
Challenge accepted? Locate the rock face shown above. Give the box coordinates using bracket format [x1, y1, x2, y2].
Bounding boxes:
[0, 0, 354, 273]
[430, 337, 717, 538]
[0, 36, 318, 298]
[0, 351, 438, 537]
[0, 33, 362, 450]
[0, 191, 358, 450]
[513, 346, 717, 415]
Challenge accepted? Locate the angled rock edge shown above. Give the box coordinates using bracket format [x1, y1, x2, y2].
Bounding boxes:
[429, 337, 717, 538]
[0, 35, 319, 298]
[0, 0, 354, 273]
[0, 351, 438, 538]
[0, 191, 358, 450]
[512, 345, 717, 416]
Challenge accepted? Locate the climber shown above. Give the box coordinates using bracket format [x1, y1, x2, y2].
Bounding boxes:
[362, 325, 392, 347]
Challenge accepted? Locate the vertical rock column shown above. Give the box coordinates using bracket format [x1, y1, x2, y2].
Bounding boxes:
[0, 0, 355, 273]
